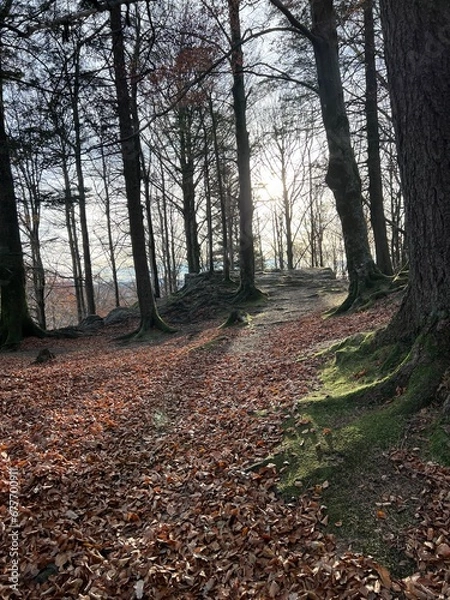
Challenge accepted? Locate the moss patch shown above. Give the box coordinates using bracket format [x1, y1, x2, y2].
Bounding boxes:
[273, 332, 436, 577]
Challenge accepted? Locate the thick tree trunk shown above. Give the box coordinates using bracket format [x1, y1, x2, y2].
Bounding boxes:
[310, 0, 379, 308]
[0, 40, 41, 349]
[380, 0, 450, 340]
[110, 5, 171, 335]
[228, 0, 262, 300]
[271, 0, 383, 308]
[363, 0, 393, 276]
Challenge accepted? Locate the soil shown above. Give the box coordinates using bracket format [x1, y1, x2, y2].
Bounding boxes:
[160, 268, 347, 327]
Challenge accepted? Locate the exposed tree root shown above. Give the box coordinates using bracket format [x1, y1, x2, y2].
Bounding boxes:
[233, 284, 267, 304]
[336, 318, 450, 417]
[332, 268, 403, 315]
[219, 309, 249, 329]
[115, 314, 176, 343]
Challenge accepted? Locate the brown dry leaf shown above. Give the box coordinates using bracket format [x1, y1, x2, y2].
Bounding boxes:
[2, 299, 449, 598]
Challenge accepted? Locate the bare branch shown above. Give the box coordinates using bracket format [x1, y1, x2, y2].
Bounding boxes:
[269, 0, 318, 45]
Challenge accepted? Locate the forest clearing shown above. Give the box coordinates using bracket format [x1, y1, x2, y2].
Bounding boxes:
[1, 273, 449, 599]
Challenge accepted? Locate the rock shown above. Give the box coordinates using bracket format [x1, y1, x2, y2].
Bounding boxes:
[78, 314, 104, 332]
[104, 307, 140, 326]
[32, 349, 56, 365]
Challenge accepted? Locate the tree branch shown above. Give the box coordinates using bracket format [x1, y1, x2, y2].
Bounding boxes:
[269, 0, 318, 45]
[24, 0, 150, 36]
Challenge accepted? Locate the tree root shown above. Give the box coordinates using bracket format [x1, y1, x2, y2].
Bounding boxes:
[115, 314, 176, 342]
[233, 284, 267, 304]
[335, 319, 450, 416]
[332, 268, 403, 315]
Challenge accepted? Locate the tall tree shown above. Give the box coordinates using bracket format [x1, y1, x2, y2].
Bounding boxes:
[363, 0, 392, 276]
[379, 0, 450, 344]
[0, 4, 42, 349]
[228, 0, 262, 300]
[109, 3, 171, 337]
[271, 0, 384, 310]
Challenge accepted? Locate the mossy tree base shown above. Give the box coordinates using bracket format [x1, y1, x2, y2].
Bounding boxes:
[332, 266, 397, 314]
[115, 313, 176, 343]
[233, 284, 267, 304]
[0, 317, 45, 352]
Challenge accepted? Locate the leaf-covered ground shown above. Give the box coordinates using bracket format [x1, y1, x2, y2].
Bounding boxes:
[1, 290, 449, 599]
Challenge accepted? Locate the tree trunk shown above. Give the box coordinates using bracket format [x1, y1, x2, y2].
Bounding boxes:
[281, 156, 294, 270]
[203, 125, 214, 273]
[178, 105, 201, 274]
[110, 5, 171, 335]
[363, 0, 393, 276]
[100, 139, 121, 308]
[310, 0, 379, 308]
[271, 0, 383, 308]
[209, 96, 231, 281]
[0, 38, 41, 349]
[62, 156, 86, 322]
[380, 0, 450, 340]
[227, 0, 262, 299]
[72, 50, 96, 315]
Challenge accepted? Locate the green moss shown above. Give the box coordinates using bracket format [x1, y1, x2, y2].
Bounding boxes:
[273, 332, 434, 575]
[429, 421, 450, 465]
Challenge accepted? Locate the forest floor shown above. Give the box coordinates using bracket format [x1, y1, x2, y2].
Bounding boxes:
[1, 270, 449, 599]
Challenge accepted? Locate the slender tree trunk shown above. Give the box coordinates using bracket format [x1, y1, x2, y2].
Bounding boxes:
[62, 156, 86, 322]
[228, 0, 261, 299]
[143, 175, 161, 298]
[0, 38, 41, 348]
[72, 50, 96, 315]
[110, 5, 170, 335]
[280, 152, 294, 270]
[30, 225, 46, 329]
[203, 127, 214, 273]
[380, 0, 450, 340]
[364, 0, 393, 276]
[209, 97, 230, 280]
[100, 141, 121, 308]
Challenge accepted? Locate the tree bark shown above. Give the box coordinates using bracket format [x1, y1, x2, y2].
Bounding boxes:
[209, 96, 231, 281]
[310, 0, 379, 308]
[0, 36, 41, 349]
[363, 0, 393, 276]
[178, 105, 201, 274]
[110, 5, 171, 335]
[271, 0, 383, 308]
[227, 0, 261, 299]
[380, 0, 450, 339]
[72, 48, 96, 315]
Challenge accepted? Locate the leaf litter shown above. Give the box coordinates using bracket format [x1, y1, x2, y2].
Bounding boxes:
[0, 294, 449, 599]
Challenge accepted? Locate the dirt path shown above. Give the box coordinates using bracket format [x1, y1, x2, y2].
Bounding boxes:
[231, 269, 347, 353]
